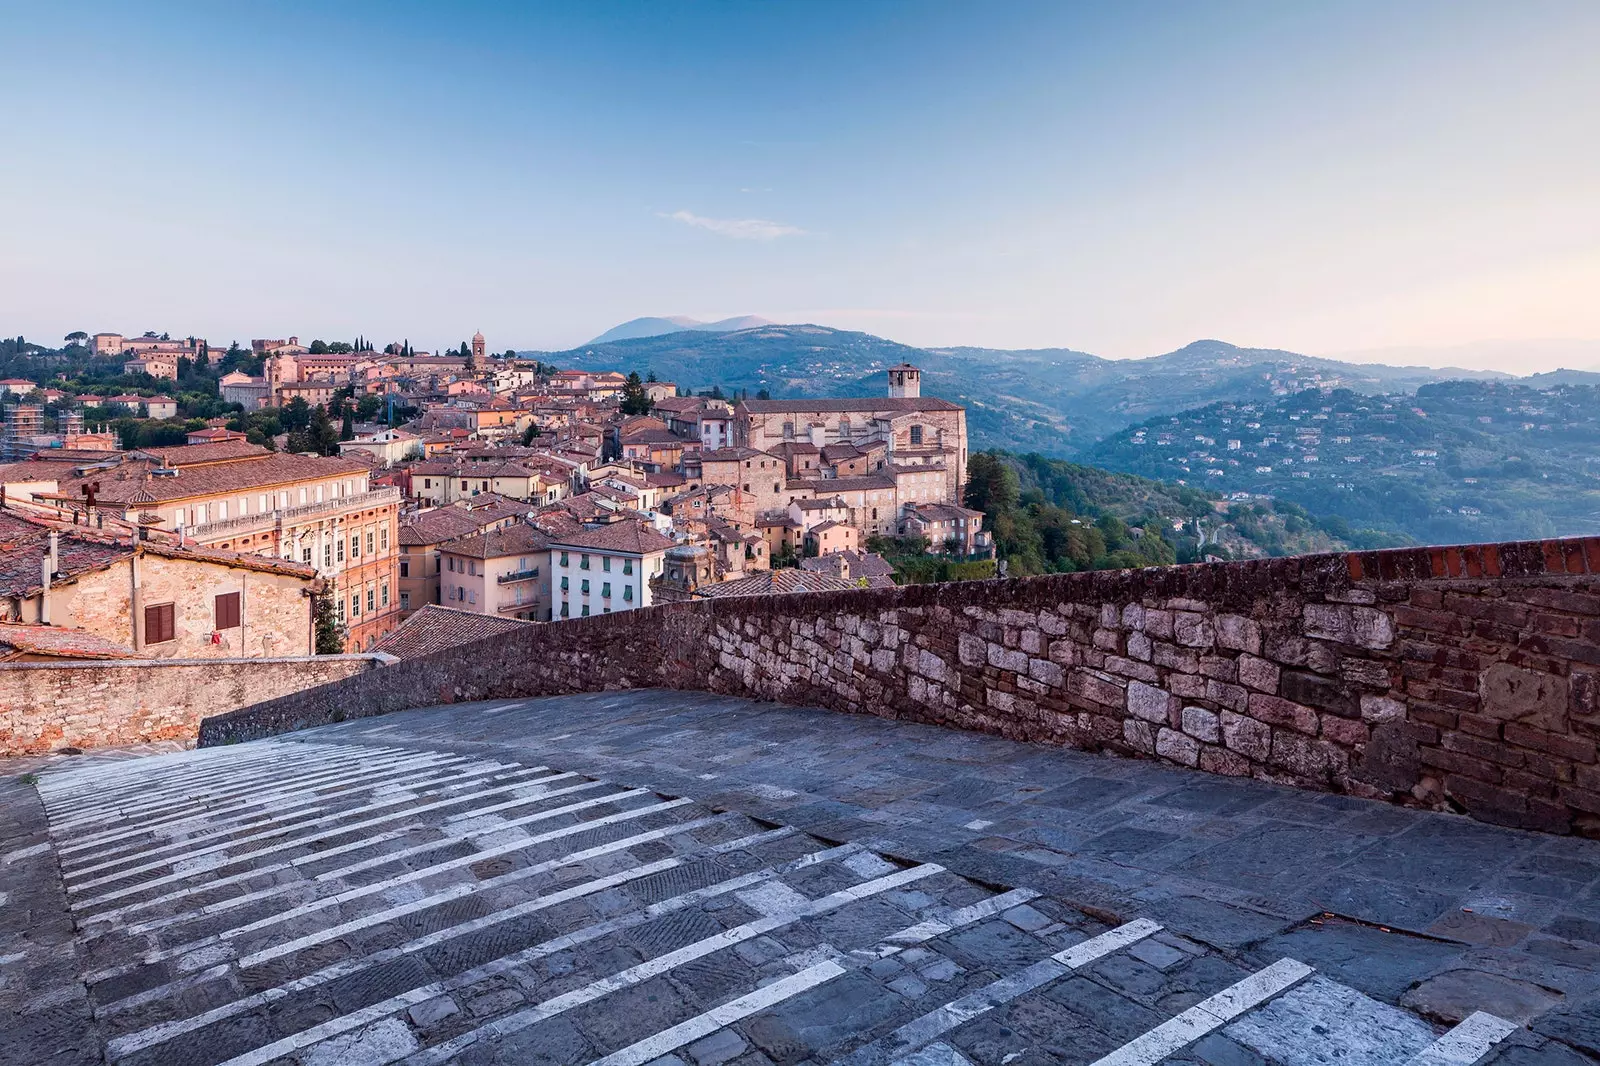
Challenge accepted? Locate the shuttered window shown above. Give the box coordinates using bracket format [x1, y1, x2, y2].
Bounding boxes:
[145, 603, 176, 644]
[215, 592, 241, 630]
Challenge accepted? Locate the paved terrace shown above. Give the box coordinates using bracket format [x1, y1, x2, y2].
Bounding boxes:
[3, 691, 1599, 1066]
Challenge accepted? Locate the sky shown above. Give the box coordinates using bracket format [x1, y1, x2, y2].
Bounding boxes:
[2, 0, 1598, 367]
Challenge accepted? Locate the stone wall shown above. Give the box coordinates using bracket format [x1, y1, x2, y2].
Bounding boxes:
[202, 537, 1600, 837]
[1, 654, 389, 755]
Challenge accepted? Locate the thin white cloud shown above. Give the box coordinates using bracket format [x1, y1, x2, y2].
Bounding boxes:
[662, 210, 804, 241]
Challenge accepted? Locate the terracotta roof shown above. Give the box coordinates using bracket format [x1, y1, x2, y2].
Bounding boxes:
[0, 624, 139, 661]
[652, 397, 702, 414]
[0, 512, 132, 599]
[794, 474, 896, 491]
[904, 502, 984, 521]
[54, 451, 370, 506]
[439, 523, 550, 560]
[372, 604, 534, 660]
[740, 397, 961, 414]
[135, 440, 269, 465]
[801, 549, 896, 581]
[693, 568, 860, 598]
[699, 448, 774, 462]
[550, 522, 674, 555]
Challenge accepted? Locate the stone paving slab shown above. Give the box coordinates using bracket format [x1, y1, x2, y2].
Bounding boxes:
[1, 690, 1597, 1064]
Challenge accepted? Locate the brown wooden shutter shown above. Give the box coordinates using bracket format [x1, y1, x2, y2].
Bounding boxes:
[145, 603, 175, 644]
[215, 591, 241, 630]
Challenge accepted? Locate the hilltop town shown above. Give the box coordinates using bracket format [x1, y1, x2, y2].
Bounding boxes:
[0, 330, 989, 660]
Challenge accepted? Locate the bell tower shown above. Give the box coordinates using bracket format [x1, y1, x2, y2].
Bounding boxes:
[887, 363, 921, 399]
[471, 331, 486, 365]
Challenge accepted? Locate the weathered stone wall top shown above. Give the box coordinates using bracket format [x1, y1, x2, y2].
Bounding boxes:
[1, 654, 391, 756]
[205, 536, 1600, 837]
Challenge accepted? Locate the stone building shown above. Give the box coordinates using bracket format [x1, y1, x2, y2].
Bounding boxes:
[548, 521, 673, 619]
[0, 511, 319, 658]
[437, 523, 551, 622]
[734, 362, 968, 504]
[33, 440, 401, 652]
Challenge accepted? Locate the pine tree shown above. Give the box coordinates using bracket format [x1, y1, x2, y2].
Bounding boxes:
[312, 595, 346, 654]
[340, 406, 355, 441]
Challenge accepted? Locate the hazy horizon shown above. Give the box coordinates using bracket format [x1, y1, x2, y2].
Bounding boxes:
[3, 1, 1597, 365]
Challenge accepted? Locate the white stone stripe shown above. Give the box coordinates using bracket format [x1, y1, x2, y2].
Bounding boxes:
[47, 749, 387, 835]
[60, 753, 485, 869]
[1404, 1011, 1520, 1066]
[856, 888, 1040, 958]
[403, 864, 945, 1066]
[838, 919, 1163, 1066]
[107, 827, 805, 1057]
[44, 744, 381, 825]
[586, 887, 1045, 1066]
[56, 748, 470, 850]
[71, 776, 615, 916]
[200, 836, 848, 1066]
[63, 759, 526, 876]
[88, 776, 601, 930]
[37, 742, 327, 802]
[239, 805, 716, 969]
[1086, 958, 1314, 1066]
[81, 793, 691, 982]
[44, 748, 354, 823]
[589, 962, 849, 1066]
[62, 760, 541, 882]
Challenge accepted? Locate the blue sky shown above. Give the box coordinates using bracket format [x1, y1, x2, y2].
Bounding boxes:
[2, 0, 1597, 363]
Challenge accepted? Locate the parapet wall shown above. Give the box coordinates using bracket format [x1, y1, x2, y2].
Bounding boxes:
[2, 654, 390, 756]
[203, 537, 1600, 837]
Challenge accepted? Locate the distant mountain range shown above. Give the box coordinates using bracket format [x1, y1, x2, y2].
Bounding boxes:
[587, 315, 774, 345]
[534, 323, 1594, 456]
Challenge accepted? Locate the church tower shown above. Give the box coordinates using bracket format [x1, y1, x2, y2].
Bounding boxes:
[887, 362, 921, 399]
[471, 331, 486, 365]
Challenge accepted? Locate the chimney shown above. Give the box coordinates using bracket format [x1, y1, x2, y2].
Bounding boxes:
[49, 532, 59, 577]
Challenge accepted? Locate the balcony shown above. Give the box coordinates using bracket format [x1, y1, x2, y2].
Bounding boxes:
[192, 485, 403, 540]
[497, 568, 539, 584]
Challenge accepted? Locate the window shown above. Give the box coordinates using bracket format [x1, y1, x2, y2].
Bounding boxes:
[910, 425, 923, 445]
[215, 592, 241, 630]
[350, 593, 360, 617]
[560, 602, 569, 617]
[399, 559, 409, 578]
[602, 582, 611, 598]
[424, 478, 432, 489]
[460, 480, 468, 490]
[560, 575, 569, 592]
[400, 592, 410, 610]
[623, 585, 633, 602]
[773, 483, 780, 492]
[381, 583, 389, 607]
[602, 556, 611, 572]
[581, 605, 590, 616]
[350, 534, 361, 559]
[259, 493, 268, 512]
[623, 559, 633, 575]
[324, 543, 333, 567]
[367, 531, 375, 555]
[337, 537, 345, 563]
[581, 579, 590, 594]
[559, 551, 568, 566]
[337, 598, 346, 621]
[302, 546, 312, 563]
[580, 554, 590, 569]
[144, 602, 176, 644]
[380, 526, 388, 550]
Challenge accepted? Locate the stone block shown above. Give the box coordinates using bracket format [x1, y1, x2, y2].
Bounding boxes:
[1174, 612, 1215, 648]
[1200, 746, 1252, 776]
[1204, 679, 1249, 713]
[1028, 658, 1064, 688]
[1123, 718, 1155, 753]
[1238, 654, 1280, 693]
[1221, 711, 1272, 761]
[1321, 716, 1369, 747]
[1127, 681, 1173, 724]
[1156, 727, 1201, 767]
[1360, 694, 1405, 724]
[1481, 662, 1569, 731]
[1215, 614, 1262, 653]
[1181, 705, 1221, 743]
[1247, 692, 1319, 734]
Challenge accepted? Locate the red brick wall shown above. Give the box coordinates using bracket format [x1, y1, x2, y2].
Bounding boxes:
[203, 536, 1600, 837]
